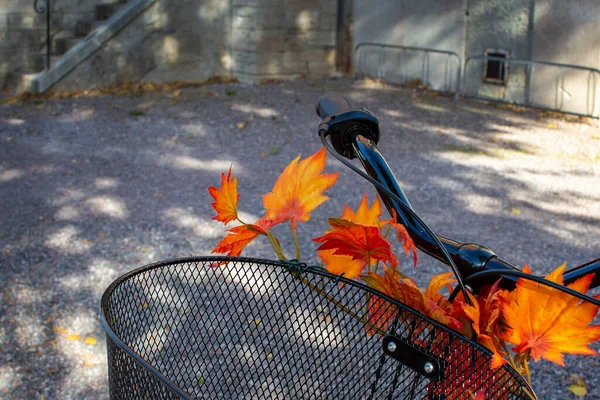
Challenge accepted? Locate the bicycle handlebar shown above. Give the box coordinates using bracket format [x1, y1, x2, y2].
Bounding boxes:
[316, 92, 353, 119]
[316, 92, 600, 291]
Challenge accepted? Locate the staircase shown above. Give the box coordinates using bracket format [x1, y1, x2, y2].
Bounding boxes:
[7, 0, 135, 94]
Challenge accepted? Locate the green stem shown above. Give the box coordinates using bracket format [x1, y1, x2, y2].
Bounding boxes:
[523, 358, 532, 386]
[500, 340, 518, 372]
[289, 220, 301, 260]
[267, 231, 287, 261]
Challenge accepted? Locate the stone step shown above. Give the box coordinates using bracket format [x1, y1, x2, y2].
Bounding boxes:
[54, 37, 81, 55]
[95, 2, 128, 21]
[5, 72, 41, 94]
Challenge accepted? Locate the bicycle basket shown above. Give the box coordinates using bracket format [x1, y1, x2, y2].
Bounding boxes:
[101, 256, 535, 399]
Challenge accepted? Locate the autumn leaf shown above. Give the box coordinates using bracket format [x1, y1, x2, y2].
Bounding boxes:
[461, 280, 508, 369]
[318, 249, 366, 280]
[84, 337, 97, 345]
[502, 264, 600, 366]
[340, 193, 382, 227]
[382, 209, 418, 267]
[208, 165, 239, 225]
[568, 374, 587, 397]
[362, 268, 461, 330]
[263, 148, 338, 229]
[212, 218, 273, 257]
[318, 193, 382, 279]
[314, 218, 398, 268]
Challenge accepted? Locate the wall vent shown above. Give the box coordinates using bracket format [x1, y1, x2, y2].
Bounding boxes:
[483, 49, 509, 85]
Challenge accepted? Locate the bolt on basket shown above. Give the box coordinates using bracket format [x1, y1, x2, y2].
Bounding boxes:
[101, 256, 536, 399]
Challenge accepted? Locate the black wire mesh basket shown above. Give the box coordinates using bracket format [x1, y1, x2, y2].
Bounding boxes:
[101, 256, 535, 399]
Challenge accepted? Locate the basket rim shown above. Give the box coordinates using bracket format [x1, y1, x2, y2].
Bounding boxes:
[100, 255, 536, 399]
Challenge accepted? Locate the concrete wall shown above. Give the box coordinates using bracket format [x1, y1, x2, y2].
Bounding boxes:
[54, 0, 231, 90]
[230, 0, 338, 83]
[462, 0, 534, 104]
[353, 0, 465, 92]
[531, 0, 600, 116]
[352, 0, 600, 116]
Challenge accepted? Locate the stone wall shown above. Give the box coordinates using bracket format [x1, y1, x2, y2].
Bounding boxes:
[230, 0, 338, 84]
[2, 0, 340, 91]
[0, 0, 103, 87]
[54, 0, 231, 90]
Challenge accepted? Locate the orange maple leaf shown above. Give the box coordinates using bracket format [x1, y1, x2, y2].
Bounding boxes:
[212, 218, 273, 257]
[340, 193, 382, 226]
[208, 165, 239, 225]
[318, 249, 366, 280]
[314, 218, 398, 268]
[362, 268, 461, 330]
[381, 209, 418, 268]
[318, 193, 382, 279]
[461, 280, 508, 369]
[501, 264, 600, 366]
[263, 148, 338, 229]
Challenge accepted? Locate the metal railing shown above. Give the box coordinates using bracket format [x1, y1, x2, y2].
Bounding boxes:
[353, 42, 600, 118]
[463, 55, 600, 118]
[354, 43, 462, 101]
[33, 0, 52, 70]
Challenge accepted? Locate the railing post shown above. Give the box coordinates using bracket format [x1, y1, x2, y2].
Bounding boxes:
[34, 0, 51, 70]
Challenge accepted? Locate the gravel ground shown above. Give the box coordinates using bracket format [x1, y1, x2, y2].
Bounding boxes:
[0, 77, 599, 400]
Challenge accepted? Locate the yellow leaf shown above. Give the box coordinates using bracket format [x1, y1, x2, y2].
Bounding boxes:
[141, 247, 148, 253]
[571, 374, 584, 384]
[236, 121, 247, 129]
[53, 326, 67, 334]
[510, 208, 521, 215]
[568, 384, 587, 397]
[66, 334, 81, 341]
[84, 337, 97, 345]
[547, 123, 557, 129]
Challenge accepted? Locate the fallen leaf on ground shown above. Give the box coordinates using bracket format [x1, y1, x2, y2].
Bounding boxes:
[53, 326, 67, 334]
[235, 121, 247, 129]
[569, 374, 587, 396]
[510, 208, 521, 215]
[84, 337, 97, 345]
[66, 334, 81, 341]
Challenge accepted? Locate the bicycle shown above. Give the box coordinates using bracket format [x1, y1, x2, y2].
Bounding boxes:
[101, 92, 600, 399]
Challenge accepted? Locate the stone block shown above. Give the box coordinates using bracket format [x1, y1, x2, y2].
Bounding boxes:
[319, 12, 337, 30]
[256, 8, 287, 29]
[284, 30, 307, 52]
[230, 28, 258, 51]
[232, 6, 259, 29]
[0, 29, 44, 49]
[286, 0, 320, 9]
[6, 13, 46, 30]
[320, 0, 338, 14]
[286, 9, 320, 31]
[306, 29, 336, 47]
[283, 51, 308, 73]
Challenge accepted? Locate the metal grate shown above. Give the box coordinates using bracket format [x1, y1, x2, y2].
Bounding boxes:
[101, 257, 536, 399]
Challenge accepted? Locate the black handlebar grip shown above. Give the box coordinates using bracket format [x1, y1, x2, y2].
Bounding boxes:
[315, 92, 353, 119]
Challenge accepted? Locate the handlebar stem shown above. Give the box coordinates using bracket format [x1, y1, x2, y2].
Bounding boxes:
[351, 134, 520, 290]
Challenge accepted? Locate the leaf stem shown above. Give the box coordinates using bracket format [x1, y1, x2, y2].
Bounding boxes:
[500, 340, 518, 372]
[267, 231, 287, 261]
[524, 359, 532, 386]
[289, 220, 301, 260]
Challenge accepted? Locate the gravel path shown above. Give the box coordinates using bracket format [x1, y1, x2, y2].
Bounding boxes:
[0, 77, 599, 399]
